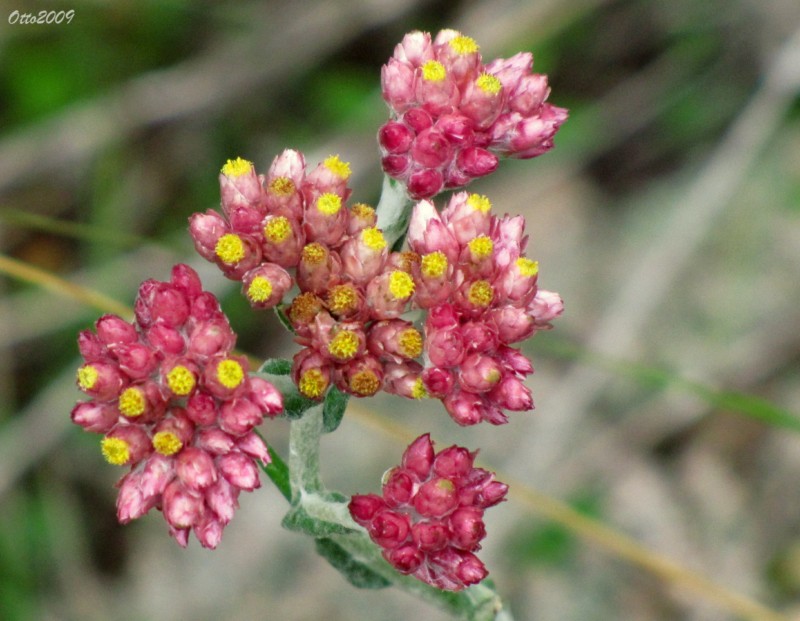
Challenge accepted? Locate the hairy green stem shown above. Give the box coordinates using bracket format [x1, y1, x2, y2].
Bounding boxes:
[284, 404, 512, 620]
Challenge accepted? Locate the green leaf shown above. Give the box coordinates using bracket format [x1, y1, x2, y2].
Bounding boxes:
[322, 385, 349, 433]
[274, 306, 295, 334]
[259, 358, 292, 376]
[260, 444, 291, 502]
[283, 390, 318, 420]
[281, 503, 355, 537]
[315, 538, 391, 589]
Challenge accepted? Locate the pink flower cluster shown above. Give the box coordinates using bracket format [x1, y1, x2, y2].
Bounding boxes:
[190, 151, 427, 402]
[349, 434, 508, 591]
[379, 29, 568, 198]
[71, 264, 283, 548]
[407, 193, 563, 425]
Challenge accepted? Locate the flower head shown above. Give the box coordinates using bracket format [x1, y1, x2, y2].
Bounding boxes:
[349, 434, 507, 591]
[379, 29, 567, 198]
[71, 265, 283, 548]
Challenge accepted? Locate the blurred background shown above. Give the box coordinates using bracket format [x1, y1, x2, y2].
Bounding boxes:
[1, 0, 799, 619]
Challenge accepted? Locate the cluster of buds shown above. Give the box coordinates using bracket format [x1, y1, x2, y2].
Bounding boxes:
[190, 151, 427, 402]
[71, 264, 283, 548]
[406, 193, 563, 425]
[349, 434, 508, 591]
[379, 29, 568, 198]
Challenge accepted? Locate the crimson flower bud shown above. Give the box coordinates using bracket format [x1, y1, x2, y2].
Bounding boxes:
[163, 480, 204, 529]
[95, 315, 138, 346]
[71, 401, 118, 433]
[349, 493, 386, 525]
[369, 510, 411, 549]
[176, 446, 218, 490]
[382, 468, 415, 507]
[218, 452, 260, 491]
[379, 121, 414, 153]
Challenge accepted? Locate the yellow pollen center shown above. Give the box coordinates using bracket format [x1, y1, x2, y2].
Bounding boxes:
[411, 378, 428, 400]
[467, 193, 492, 213]
[302, 243, 327, 265]
[422, 60, 446, 82]
[289, 292, 323, 324]
[264, 216, 291, 243]
[299, 369, 328, 399]
[316, 193, 342, 216]
[476, 73, 502, 95]
[77, 365, 99, 391]
[468, 280, 494, 307]
[221, 157, 252, 177]
[101, 437, 130, 465]
[468, 235, 494, 259]
[421, 251, 448, 278]
[153, 431, 183, 456]
[351, 203, 375, 219]
[328, 284, 358, 314]
[388, 270, 415, 300]
[324, 155, 352, 179]
[215, 233, 246, 265]
[516, 257, 539, 277]
[247, 276, 273, 303]
[269, 176, 295, 196]
[328, 330, 359, 360]
[449, 35, 479, 55]
[361, 227, 387, 251]
[217, 359, 245, 389]
[398, 328, 423, 358]
[166, 365, 196, 396]
[119, 387, 146, 417]
[350, 370, 381, 396]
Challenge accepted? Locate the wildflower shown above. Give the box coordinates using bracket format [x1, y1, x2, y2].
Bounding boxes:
[379, 29, 567, 198]
[349, 434, 508, 591]
[71, 265, 283, 548]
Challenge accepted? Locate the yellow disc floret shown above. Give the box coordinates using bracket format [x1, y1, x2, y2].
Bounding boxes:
[221, 157, 252, 177]
[166, 365, 196, 396]
[361, 227, 387, 251]
[324, 155, 352, 180]
[328, 284, 358, 315]
[215, 233, 246, 265]
[101, 437, 130, 465]
[264, 216, 291, 243]
[422, 60, 446, 82]
[299, 369, 328, 399]
[421, 251, 448, 278]
[77, 365, 99, 391]
[411, 378, 428, 400]
[247, 276, 273, 303]
[302, 242, 327, 265]
[388, 270, 415, 300]
[216, 359, 245, 389]
[118, 386, 146, 417]
[467, 193, 492, 213]
[398, 328, 423, 359]
[476, 73, 502, 95]
[153, 431, 183, 456]
[516, 257, 539, 277]
[269, 176, 295, 196]
[328, 330, 359, 361]
[468, 280, 494, 307]
[289, 292, 323, 324]
[449, 35, 479, 55]
[351, 203, 375, 219]
[350, 370, 381, 396]
[468, 235, 494, 260]
[316, 193, 342, 216]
